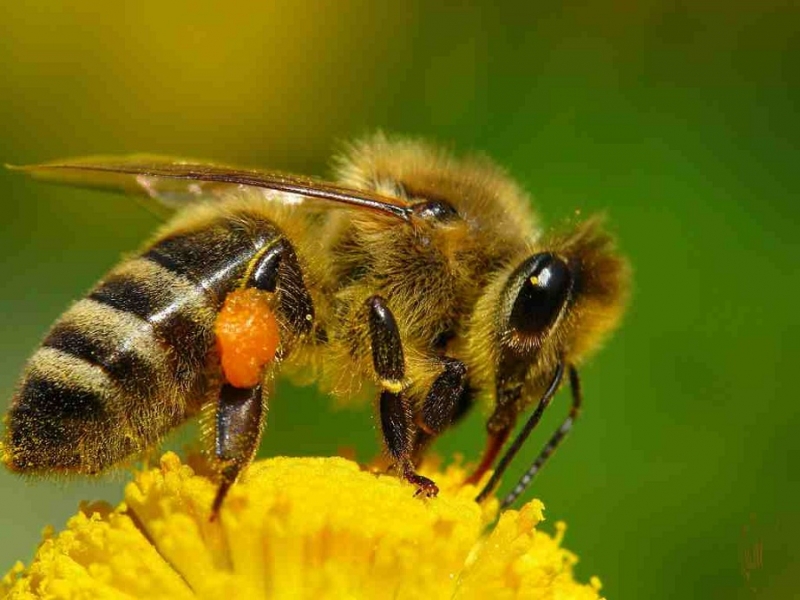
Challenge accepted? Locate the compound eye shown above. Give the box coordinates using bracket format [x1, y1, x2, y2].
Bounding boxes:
[508, 253, 573, 336]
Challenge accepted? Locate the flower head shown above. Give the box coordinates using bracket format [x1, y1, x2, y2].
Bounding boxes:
[2, 453, 603, 599]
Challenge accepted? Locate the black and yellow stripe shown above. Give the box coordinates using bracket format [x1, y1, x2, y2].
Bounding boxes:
[4, 208, 283, 474]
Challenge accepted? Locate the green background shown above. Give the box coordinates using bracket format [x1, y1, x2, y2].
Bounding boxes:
[0, 2, 796, 598]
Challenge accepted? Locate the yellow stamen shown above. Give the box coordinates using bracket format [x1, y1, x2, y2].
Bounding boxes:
[2, 453, 604, 599]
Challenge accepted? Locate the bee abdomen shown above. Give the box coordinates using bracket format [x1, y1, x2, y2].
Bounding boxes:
[5, 276, 206, 473]
[86, 259, 214, 389]
[141, 213, 277, 297]
[6, 293, 186, 473]
[4, 210, 284, 474]
[6, 348, 128, 472]
[42, 318, 160, 398]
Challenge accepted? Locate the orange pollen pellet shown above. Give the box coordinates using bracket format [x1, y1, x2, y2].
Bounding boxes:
[215, 288, 280, 388]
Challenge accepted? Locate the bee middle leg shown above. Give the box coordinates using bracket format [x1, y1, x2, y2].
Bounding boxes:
[367, 295, 438, 497]
[411, 357, 469, 465]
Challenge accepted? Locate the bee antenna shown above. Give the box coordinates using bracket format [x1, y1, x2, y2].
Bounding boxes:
[475, 362, 565, 504]
[500, 365, 582, 509]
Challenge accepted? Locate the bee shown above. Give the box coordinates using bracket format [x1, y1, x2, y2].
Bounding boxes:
[3, 134, 628, 514]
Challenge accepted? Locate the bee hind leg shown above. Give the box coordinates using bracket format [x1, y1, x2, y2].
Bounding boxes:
[247, 237, 314, 336]
[210, 234, 314, 517]
[211, 382, 267, 518]
[367, 295, 438, 498]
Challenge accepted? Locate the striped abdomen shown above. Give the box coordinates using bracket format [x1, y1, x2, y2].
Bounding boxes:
[4, 208, 281, 474]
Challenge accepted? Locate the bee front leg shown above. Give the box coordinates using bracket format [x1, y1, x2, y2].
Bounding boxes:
[472, 362, 566, 503]
[367, 295, 438, 498]
[211, 382, 268, 518]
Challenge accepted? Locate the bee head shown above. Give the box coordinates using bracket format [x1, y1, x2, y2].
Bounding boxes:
[499, 217, 629, 368]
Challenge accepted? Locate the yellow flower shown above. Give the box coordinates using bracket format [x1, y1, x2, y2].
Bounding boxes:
[2, 453, 604, 600]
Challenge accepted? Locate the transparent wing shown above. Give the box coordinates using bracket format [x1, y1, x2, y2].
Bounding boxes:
[8, 155, 412, 221]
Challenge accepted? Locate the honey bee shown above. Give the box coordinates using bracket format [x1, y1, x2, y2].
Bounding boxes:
[3, 134, 628, 514]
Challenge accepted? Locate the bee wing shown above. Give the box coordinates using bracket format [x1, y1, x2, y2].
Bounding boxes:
[8, 155, 412, 221]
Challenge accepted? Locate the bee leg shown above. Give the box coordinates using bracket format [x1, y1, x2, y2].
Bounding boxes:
[463, 429, 510, 487]
[499, 365, 581, 509]
[210, 237, 313, 518]
[367, 295, 438, 498]
[366, 295, 404, 388]
[411, 357, 469, 465]
[211, 382, 267, 518]
[379, 389, 437, 497]
[474, 362, 566, 503]
[247, 237, 314, 336]
[419, 357, 468, 435]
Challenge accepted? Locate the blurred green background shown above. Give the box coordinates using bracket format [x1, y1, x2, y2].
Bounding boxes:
[1, 2, 797, 598]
